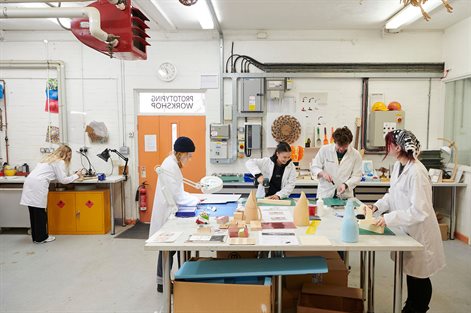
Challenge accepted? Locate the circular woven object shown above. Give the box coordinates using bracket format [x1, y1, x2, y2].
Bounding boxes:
[271, 115, 301, 144]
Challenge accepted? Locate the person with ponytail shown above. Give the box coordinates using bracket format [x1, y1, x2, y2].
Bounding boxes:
[371, 129, 445, 313]
[245, 141, 296, 199]
[149, 136, 200, 293]
[20, 144, 83, 244]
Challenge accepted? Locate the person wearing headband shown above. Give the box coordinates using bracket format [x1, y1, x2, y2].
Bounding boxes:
[370, 129, 445, 313]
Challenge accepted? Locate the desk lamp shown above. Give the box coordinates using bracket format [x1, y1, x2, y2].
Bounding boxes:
[438, 137, 458, 182]
[76, 151, 95, 177]
[155, 166, 223, 218]
[97, 148, 129, 181]
[155, 167, 223, 194]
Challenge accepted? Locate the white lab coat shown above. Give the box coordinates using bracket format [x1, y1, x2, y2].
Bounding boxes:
[20, 160, 79, 208]
[374, 160, 446, 278]
[245, 157, 297, 199]
[311, 144, 362, 199]
[149, 154, 199, 237]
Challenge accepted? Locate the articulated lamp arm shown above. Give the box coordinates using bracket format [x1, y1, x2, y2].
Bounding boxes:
[155, 166, 223, 194]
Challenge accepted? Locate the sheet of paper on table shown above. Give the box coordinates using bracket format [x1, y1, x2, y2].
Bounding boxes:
[260, 206, 293, 222]
[146, 231, 182, 243]
[259, 229, 299, 245]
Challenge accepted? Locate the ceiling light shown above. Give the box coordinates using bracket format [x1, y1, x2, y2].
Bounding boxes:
[193, 0, 214, 30]
[385, 0, 444, 31]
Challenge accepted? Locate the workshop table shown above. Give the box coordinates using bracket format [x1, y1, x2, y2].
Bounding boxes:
[145, 202, 423, 313]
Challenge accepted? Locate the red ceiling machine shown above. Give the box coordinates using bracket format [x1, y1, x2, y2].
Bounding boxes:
[71, 0, 150, 60]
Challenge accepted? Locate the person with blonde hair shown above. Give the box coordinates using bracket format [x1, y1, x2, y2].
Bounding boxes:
[20, 144, 83, 243]
[149, 136, 200, 293]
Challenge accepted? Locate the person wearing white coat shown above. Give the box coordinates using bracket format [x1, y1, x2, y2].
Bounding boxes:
[20, 145, 82, 243]
[246, 141, 296, 199]
[311, 127, 362, 199]
[372, 129, 445, 313]
[149, 136, 200, 293]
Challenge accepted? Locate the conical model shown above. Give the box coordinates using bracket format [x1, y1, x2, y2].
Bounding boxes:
[293, 191, 310, 226]
[244, 190, 261, 222]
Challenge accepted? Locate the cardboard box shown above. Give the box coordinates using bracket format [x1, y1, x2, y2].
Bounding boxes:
[174, 278, 272, 313]
[285, 258, 348, 292]
[439, 223, 449, 241]
[297, 284, 363, 313]
[285, 251, 342, 260]
[216, 251, 258, 259]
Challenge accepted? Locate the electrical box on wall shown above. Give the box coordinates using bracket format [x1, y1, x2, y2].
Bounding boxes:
[210, 124, 230, 140]
[368, 111, 405, 147]
[210, 141, 228, 159]
[241, 78, 264, 113]
[245, 124, 262, 150]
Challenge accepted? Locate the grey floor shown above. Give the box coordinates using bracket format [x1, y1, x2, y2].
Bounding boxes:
[1, 227, 470, 313]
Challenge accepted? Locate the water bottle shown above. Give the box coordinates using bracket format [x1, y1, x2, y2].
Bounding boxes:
[341, 199, 359, 243]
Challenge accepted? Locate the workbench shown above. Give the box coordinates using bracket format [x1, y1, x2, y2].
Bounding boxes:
[145, 202, 423, 313]
[0, 175, 125, 235]
[220, 179, 467, 239]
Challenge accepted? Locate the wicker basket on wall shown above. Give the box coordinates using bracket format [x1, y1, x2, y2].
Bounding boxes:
[271, 115, 301, 144]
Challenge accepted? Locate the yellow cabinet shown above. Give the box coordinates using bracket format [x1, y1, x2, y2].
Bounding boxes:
[47, 190, 110, 235]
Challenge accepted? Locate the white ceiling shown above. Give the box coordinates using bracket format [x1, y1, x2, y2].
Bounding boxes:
[0, 0, 470, 32]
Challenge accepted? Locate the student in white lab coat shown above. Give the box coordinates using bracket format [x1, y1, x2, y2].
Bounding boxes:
[311, 126, 362, 199]
[149, 136, 200, 293]
[371, 129, 445, 313]
[245, 141, 296, 199]
[20, 145, 83, 243]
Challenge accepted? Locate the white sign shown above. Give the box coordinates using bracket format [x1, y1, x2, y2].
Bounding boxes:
[144, 134, 157, 152]
[139, 92, 205, 114]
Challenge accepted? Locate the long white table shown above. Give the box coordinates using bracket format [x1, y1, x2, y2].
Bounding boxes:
[220, 180, 467, 239]
[145, 205, 423, 313]
[0, 175, 125, 235]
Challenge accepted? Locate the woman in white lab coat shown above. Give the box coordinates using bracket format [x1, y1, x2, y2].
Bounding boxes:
[311, 127, 362, 199]
[245, 141, 296, 199]
[149, 136, 200, 293]
[20, 144, 83, 243]
[372, 129, 445, 313]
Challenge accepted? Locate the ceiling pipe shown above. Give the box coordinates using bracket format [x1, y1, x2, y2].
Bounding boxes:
[0, 60, 68, 143]
[0, 6, 117, 44]
[1, 0, 126, 10]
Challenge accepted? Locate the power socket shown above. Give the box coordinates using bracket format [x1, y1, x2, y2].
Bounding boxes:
[79, 147, 88, 153]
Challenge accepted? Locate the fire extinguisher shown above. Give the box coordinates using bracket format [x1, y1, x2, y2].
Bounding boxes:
[135, 182, 148, 211]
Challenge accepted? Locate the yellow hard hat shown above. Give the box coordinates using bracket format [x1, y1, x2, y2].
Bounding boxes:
[372, 102, 387, 111]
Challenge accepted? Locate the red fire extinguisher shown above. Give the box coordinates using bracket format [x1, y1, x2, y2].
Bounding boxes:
[136, 182, 148, 211]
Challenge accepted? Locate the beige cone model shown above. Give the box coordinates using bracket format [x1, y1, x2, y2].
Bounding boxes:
[294, 191, 310, 226]
[244, 190, 262, 222]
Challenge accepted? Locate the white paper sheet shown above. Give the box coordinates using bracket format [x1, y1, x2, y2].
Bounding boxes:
[260, 206, 293, 222]
[144, 134, 157, 152]
[146, 231, 182, 243]
[259, 230, 299, 245]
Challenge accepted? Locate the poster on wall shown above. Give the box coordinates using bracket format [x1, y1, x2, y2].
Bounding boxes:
[139, 92, 205, 114]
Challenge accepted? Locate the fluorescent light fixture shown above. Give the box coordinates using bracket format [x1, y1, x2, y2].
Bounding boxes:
[193, 0, 214, 30]
[385, 0, 444, 31]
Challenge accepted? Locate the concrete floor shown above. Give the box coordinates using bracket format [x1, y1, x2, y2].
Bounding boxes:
[1, 227, 470, 313]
